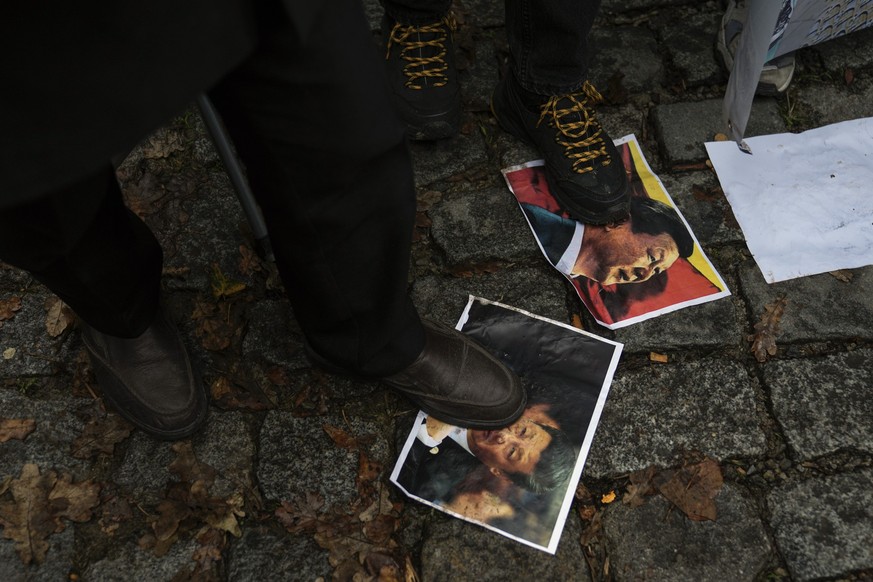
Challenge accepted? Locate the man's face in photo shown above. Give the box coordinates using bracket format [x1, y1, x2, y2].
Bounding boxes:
[589, 221, 679, 285]
[468, 416, 553, 476]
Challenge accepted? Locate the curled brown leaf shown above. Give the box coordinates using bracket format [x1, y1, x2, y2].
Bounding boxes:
[748, 296, 787, 363]
[0, 418, 36, 443]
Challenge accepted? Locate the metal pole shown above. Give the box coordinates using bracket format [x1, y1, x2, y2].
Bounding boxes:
[196, 94, 273, 261]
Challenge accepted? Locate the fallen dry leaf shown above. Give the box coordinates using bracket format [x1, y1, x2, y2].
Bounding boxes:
[0, 464, 99, 565]
[653, 457, 723, 521]
[97, 487, 133, 536]
[191, 299, 237, 352]
[600, 490, 616, 504]
[829, 269, 854, 283]
[141, 130, 186, 159]
[571, 313, 584, 330]
[274, 492, 324, 534]
[713, 133, 729, 141]
[649, 352, 669, 364]
[209, 376, 273, 412]
[323, 424, 359, 450]
[0, 296, 22, 323]
[0, 418, 36, 443]
[45, 297, 74, 338]
[70, 412, 133, 459]
[238, 245, 262, 277]
[191, 525, 227, 578]
[623, 466, 657, 508]
[748, 296, 787, 363]
[211, 263, 246, 300]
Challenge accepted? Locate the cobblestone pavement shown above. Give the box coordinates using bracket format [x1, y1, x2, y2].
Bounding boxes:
[2, 1, 873, 580]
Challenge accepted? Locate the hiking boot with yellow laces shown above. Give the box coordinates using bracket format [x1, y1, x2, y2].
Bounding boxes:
[383, 15, 460, 141]
[491, 75, 629, 224]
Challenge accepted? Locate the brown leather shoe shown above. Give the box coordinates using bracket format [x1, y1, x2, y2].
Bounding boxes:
[307, 319, 526, 428]
[81, 306, 208, 440]
[383, 320, 526, 428]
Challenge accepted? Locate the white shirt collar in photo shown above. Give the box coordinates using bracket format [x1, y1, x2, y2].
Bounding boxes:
[415, 420, 473, 456]
[554, 221, 585, 276]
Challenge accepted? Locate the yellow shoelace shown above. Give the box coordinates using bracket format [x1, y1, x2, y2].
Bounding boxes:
[537, 81, 610, 174]
[386, 15, 456, 89]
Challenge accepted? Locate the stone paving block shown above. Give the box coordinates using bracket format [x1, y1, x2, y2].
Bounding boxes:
[739, 261, 873, 343]
[813, 26, 873, 73]
[114, 431, 174, 501]
[0, 263, 32, 289]
[156, 175, 253, 294]
[114, 410, 253, 502]
[409, 131, 489, 187]
[659, 170, 744, 247]
[192, 411, 255, 498]
[0, 527, 75, 582]
[258, 411, 390, 508]
[767, 469, 873, 581]
[793, 76, 873, 127]
[602, 483, 772, 582]
[653, 99, 786, 166]
[656, 8, 724, 88]
[583, 358, 767, 478]
[411, 267, 571, 326]
[241, 299, 308, 370]
[459, 29, 501, 113]
[763, 348, 873, 460]
[590, 26, 665, 94]
[420, 510, 591, 581]
[610, 293, 742, 354]
[429, 183, 541, 265]
[83, 537, 198, 581]
[493, 130, 541, 171]
[599, 105, 649, 144]
[0, 289, 75, 378]
[602, 0, 687, 17]
[463, 0, 505, 28]
[0, 387, 91, 481]
[228, 527, 330, 580]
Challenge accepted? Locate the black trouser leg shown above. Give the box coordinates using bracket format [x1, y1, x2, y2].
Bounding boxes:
[209, 0, 424, 376]
[0, 165, 162, 338]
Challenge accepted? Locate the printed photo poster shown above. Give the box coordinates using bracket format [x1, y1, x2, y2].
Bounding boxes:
[390, 297, 623, 554]
[502, 134, 730, 329]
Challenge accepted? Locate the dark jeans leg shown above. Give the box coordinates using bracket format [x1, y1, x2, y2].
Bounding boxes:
[506, 0, 602, 94]
[208, 0, 424, 377]
[0, 165, 162, 338]
[381, 0, 452, 24]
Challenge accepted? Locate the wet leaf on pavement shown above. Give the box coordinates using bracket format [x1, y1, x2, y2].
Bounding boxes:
[622, 465, 657, 508]
[45, 296, 75, 338]
[210, 263, 246, 300]
[70, 411, 132, 459]
[653, 457, 723, 521]
[0, 464, 99, 565]
[0, 418, 36, 443]
[748, 296, 787, 363]
[0, 296, 22, 328]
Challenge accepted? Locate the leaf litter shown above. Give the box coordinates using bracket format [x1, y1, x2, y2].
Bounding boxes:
[138, 442, 246, 579]
[578, 457, 724, 581]
[0, 295, 22, 330]
[275, 424, 417, 581]
[0, 464, 100, 565]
